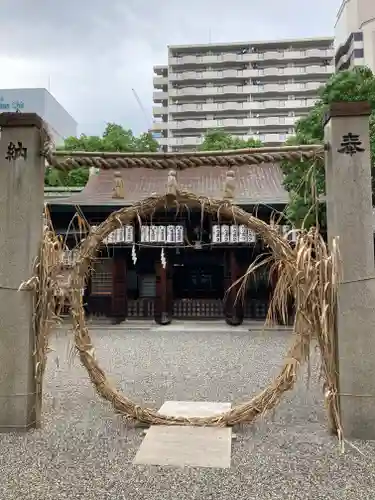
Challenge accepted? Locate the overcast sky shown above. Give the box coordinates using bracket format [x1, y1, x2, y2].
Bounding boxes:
[0, 0, 342, 136]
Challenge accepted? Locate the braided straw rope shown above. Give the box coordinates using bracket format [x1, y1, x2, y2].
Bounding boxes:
[64, 191, 341, 432]
[44, 145, 324, 171]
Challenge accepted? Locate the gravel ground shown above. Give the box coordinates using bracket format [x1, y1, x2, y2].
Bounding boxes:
[1, 326, 375, 500]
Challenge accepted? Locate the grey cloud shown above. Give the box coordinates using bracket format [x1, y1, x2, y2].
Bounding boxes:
[0, 0, 342, 136]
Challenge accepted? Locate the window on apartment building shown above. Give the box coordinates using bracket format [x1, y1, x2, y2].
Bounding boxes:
[279, 117, 286, 124]
[279, 83, 285, 90]
[217, 86, 224, 93]
[196, 72, 203, 78]
[237, 118, 243, 124]
[217, 119, 224, 126]
[196, 55, 203, 62]
[237, 69, 243, 76]
[217, 70, 223, 77]
[278, 67, 285, 74]
[300, 50, 306, 56]
[288, 111, 295, 117]
[297, 66, 307, 73]
[196, 103, 203, 110]
[288, 95, 296, 100]
[279, 133, 286, 141]
[217, 102, 224, 109]
[258, 117, 265, 125]
[259, 134, 265, 141]
[279, 100, 286, 107]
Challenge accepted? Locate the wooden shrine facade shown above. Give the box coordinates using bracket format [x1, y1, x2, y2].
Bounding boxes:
[46, 162, 294, 325]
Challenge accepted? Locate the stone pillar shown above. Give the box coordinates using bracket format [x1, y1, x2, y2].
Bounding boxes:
[0, 113, 45, 431]
[111, 249, 127, 324]
[324, 101, 375, 439]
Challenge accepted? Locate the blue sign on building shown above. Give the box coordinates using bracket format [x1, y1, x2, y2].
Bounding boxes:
[0, 96, 25, 111]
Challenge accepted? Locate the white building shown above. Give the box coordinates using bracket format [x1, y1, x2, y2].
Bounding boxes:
[0, 88, 77, 145]
[335, 0, 375, 72]
[153, 38, 334, 152]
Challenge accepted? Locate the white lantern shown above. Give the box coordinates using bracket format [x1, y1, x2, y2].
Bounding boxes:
[221, 224, 230, 243]
[141, 225, 150, 243]
[150, 225, 158, 243]
[289, 228, 298, 243]
[107, 231, 115, 244]
[167, 225, 176, 243]
[175, 225, 184, 243]
[247, 228, 256, 243]
[212, 225, 221, 244]
[230, 225, 238, 243]
[157, 225, 166, 243]
[282, 225, 290, 239]
[125, 225, 134, 243]
[239, 224, 247, 243]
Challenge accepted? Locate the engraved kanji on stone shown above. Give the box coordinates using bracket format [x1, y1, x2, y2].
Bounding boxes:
[5, 141, 28, 161]
[337, 133, 365, 156]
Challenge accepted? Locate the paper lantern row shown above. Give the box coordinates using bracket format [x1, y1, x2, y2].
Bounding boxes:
[91, 225, 135, 244]
[140, 225, 184, 244]
[212, 224, 298, 244]
[211, 225, 256, 244]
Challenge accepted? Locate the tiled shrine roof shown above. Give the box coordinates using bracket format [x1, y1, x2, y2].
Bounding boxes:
[48, 163, 289, 207]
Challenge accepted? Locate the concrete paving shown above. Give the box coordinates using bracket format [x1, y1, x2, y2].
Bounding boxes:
[133, 401, 232, 468]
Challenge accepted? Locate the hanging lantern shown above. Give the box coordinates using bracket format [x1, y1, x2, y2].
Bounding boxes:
[125, 225, 134, 243]
[230, 224, 239, 243]
[247, 228, 257, 243]
[289, 228, 298, 243]
[221, 224, 230, 243]
[175, 225, 184, 244]
[239, 224, 247, 243]
[150, 225, 158, 243]
[282, 225, 290, 239]
[157, 225, 166, 243]
[140, 225, 150, 243]
[166, 225, 176, 243]
[212, 225, 221, 244]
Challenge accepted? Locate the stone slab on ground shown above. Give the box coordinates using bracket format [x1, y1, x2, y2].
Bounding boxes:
[133, 401, 232, 468]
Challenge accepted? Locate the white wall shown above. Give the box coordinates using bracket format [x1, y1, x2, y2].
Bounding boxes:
[0, 88, 77, 145]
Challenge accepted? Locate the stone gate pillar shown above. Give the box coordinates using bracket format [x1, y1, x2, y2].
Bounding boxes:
[324, 101, 375, 440]
[0, 113, 45, 431]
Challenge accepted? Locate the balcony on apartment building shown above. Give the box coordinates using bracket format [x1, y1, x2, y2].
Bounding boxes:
[167, 98, 317, 114]
[153, 76, 169, 89]
[168, 81, 323, 98]
[152, 106, 168, 116]
[168, 48, 334, 67]
[153, 116, 297, 132]
[153, 91, 168, 102]
[167, 64, 333, 83]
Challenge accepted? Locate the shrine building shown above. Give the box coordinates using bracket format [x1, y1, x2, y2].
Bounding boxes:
[45, 162, 296, 325]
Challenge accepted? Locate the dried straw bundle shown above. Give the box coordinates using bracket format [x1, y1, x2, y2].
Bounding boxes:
[20, 209, 71, 427]
[58, 191, 342, 436]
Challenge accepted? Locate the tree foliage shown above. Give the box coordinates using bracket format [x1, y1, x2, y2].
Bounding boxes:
[282, 66, 375, 228]
[199, 129, 263, 151]
[45, 124, 159, 187]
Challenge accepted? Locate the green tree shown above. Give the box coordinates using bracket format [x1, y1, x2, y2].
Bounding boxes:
[199, 129, 263, 151]
[45, 124, 159, 187]
[282, 66, 375, 228]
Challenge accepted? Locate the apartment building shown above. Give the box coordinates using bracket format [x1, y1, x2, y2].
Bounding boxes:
[153, 38, 334, 152]
[335, 0, 375, 72]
